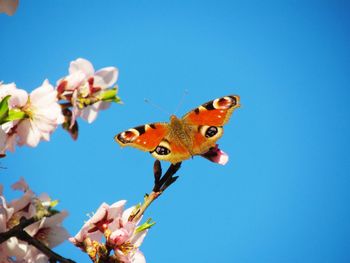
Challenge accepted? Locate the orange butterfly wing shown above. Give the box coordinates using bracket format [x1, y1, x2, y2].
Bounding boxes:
[182, 95, 240, 155]
[114, 122, 192, 163]
[114, 123, 169, 152]
[183, 95, 240, 126]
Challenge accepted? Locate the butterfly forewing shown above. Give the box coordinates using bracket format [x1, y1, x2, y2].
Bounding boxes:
[115, 123, 169, 152]
[182, 95, 240, 126]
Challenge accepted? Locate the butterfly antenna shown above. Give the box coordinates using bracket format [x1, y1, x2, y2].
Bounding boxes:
[144, 98, 170, 116]
[173, 89, 189, 115]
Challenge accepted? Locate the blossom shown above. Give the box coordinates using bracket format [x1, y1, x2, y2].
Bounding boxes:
[70, 201, 148, 263]
[0, 178, 69, 262]
[0, 187, 28, 262]
[69, 200, 126, 246]
[16, 80, 64, 147]
[0, 82, 28, 154]
[109, 206, 147, 263]
[57, 58, 119, 124]
[201, 144, 229, 165]
[0, 80, 64, 152]
[0, 82, 28, 109]
[23, 211, 69, 263]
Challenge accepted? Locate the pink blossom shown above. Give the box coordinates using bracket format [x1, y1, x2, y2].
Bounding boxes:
[16, 80, 64, 147]
[0, 179, 69, 263]
[0, 83, 28, 154]
[201, 144, 229, 165]
[109, 206, 147, 263]
[6, 178, 43, 223]
[69, 200, 126, 246]
[0, 83, 28, 109]
[57, 58, 118, 124]
[70, 201, 147, 263]
[0, 192, 28, 262]
[24, 211, 69, 248]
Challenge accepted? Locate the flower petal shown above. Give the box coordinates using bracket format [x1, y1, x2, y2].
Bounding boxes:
[132, 250, 146, 263]
[16, 119, 41, 147]
[95, 67, 118, 87]
[11, 177, 29, 192]
[9, 190, 34, 213]
[69, 58, 95, 76]
[200, 145, 229, 165]
[46, 225, 70, 248]
[30, 80, 57, 109]
[80, 105, 99, 123]
[8, 88, 28, 108]
[130, 230, 148, 248]
[108, 200, 126, 221]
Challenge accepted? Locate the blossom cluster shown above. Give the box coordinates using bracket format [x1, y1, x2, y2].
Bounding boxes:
[0, 58, 121, 156]
[70, 201, 151, 263]
[0, 178, 69, 262]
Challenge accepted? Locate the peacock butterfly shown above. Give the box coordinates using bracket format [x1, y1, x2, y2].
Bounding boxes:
[115, 95, 240, 164]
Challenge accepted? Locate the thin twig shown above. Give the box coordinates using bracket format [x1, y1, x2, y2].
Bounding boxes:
[129, 161, 182, 222]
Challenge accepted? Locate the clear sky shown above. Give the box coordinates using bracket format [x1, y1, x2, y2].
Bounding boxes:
[1, 0, 350, 262]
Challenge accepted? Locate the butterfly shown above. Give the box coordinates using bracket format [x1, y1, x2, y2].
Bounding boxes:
[114, 95, 240, 164]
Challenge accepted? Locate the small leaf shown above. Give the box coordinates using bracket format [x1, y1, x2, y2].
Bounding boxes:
[136, 218, 156, 233]
[0, 95, 10, 124]
[2, 109, 27, 123]
[99, 88, 122, 104]
[100, 88, 117, 100]
[110, 96, 122, 104]
[50, 200, 59, 208]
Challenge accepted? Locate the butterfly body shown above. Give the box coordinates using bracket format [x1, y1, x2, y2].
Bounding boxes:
[115, 95, 240, 164]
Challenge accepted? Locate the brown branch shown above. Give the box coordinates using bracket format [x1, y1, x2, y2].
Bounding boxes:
[128, 161, 182, 222]
[17, 229, 75, 263]
[0, 216, 36, 244]
[0, 217, 76, 263]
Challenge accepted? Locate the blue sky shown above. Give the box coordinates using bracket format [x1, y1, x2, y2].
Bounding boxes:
[1, 0, 350, 262]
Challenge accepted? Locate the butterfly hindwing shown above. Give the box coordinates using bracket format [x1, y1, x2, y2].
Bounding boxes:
[190, 125, 225, 155]
[150, 135, 192, 164]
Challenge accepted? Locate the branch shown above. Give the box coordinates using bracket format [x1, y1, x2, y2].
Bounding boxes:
[0, 217, 76, 263]
[128, 161, 182, 222]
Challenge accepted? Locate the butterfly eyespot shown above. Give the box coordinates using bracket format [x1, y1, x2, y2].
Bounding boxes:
[117, 129, 139, 144]
[155, 146, 171, 155]
[205, 126, 218, 138]
[199, 125, 220, 138]
[213, 97, 234, 109]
